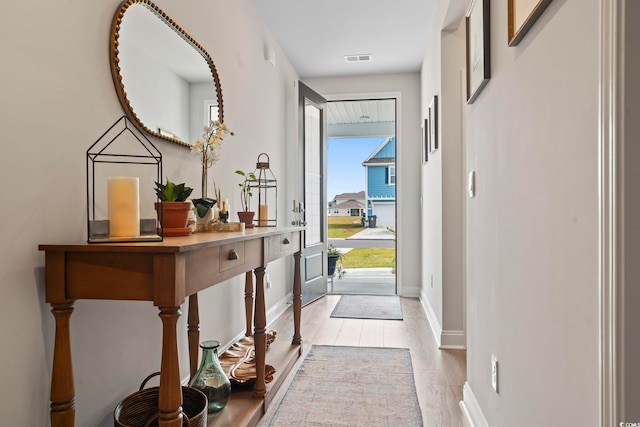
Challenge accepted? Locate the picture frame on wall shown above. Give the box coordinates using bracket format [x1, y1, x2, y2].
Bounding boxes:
[429, 95, 438, 153]
[465, 0, 490, 104]
[508, 0, 553, 46]
[422, 118, 429, 163]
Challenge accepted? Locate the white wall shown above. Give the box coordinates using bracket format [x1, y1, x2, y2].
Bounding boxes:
[303, 74, 422, 297]
[423, 0, 600, 425]
[420, 0, 467, 349]
[421, 4, 444, 332]
[0, 0, 299, 425]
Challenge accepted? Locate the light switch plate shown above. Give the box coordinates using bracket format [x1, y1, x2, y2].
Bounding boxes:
[491, 354, 498, 393]
[468, 170, 476, 198]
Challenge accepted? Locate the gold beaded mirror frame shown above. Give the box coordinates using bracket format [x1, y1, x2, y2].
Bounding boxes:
[109, 0, 224, 147]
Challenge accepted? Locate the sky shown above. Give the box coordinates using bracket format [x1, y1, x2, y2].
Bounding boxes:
[327, 137, 386, 201]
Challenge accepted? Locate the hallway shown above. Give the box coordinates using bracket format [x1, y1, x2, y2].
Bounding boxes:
[258, 295, 469, 426]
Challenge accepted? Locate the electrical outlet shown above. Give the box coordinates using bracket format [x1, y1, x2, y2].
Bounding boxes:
[491, 355, 499, 393]
[430, 274, 434, 288]
[266, 274, 272, 289]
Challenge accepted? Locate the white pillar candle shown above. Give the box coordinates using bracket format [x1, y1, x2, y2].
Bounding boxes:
[259, 204, 268, 226]
[108, 177, 140, 237]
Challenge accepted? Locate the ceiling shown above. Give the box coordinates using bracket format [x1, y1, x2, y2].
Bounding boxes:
[250, 0, 438, 79]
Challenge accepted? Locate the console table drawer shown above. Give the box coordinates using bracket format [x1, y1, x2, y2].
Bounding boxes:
[219, 242, 245, 272]
[267, 232, 300, 262]
[280, 232, 300, 253]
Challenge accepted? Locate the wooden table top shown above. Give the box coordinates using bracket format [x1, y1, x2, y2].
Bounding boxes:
[39, 226, 304, 253]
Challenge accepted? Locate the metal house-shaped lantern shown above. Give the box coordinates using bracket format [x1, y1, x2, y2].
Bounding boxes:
[250, 153, 277, 227]
[86, 116, 163, 243]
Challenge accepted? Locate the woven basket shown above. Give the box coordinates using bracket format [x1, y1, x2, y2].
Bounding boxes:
[114, 372, 207, 427]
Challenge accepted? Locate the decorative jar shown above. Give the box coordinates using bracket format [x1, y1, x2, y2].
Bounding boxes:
[189, 340, 231, 413]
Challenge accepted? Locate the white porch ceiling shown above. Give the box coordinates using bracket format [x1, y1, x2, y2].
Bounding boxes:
[328, 99, 395, 125]
[327, 99, 396, 139]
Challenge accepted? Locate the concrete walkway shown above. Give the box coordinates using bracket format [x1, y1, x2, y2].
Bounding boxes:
[329, 227, 396, 250]
[329, 267, 396, 295]
[346, 227, 396, 240]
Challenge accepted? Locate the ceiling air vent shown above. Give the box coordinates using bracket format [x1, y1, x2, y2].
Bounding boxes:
[344, 54, 372, 63]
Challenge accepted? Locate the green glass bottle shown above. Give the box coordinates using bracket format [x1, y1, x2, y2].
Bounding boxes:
[189, 340, 231, 413]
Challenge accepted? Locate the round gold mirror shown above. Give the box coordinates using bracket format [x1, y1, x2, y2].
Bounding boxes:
[109, 0, 224, 147]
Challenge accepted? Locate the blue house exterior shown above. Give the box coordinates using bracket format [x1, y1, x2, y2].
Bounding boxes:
[362, 137, 396, 227]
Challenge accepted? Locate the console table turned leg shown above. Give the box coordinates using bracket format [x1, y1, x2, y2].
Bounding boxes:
[253, 267, 267, 397]
[292, 251, 302, 345]
[50, 302, 75, 427]
[187, 294, 200, 380]
[244, 271, 254, 336]
[158, 307, 184, 427]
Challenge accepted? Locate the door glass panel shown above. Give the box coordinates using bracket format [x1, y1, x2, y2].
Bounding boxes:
[304, 101, 322, 246]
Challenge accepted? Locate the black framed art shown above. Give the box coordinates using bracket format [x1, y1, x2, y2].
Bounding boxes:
[429, 96, 438, 153]
[466, 0, 490, 104]
[422, 118, 429, 163]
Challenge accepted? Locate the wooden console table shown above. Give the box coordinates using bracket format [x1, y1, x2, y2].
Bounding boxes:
[39, 227, 304, 427]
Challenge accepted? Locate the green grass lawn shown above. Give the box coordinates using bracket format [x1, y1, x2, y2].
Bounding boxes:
[328, 216, 365, 238]
[328, 216, 395, 268]
[341, 248, 395, 268]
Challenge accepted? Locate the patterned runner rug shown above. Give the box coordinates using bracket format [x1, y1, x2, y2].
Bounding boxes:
[268, 345, 422, 426]
[330, 295, 403, 320]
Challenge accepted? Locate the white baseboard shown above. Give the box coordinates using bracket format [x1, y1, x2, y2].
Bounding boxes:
[420, 294, 443, 348]
[462, 382, 490, 427]
[441, 329, 466, 349]
[459, 400, 475, 427]
[419, 294, 466, 349]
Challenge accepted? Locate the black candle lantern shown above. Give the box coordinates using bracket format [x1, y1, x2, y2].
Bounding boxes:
[250, 153, 277, 227]
[86, 116, 163, 243]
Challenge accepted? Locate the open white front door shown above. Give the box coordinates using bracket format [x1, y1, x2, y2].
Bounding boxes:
[298, 82, 327, 305]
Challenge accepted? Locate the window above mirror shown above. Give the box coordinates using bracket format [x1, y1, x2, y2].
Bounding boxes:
[109, 0, 224, 147]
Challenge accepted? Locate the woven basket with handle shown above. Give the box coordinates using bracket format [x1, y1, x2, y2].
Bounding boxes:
[114, 372, 207, 427]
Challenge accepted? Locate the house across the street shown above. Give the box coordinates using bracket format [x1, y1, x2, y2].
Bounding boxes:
[328, 191, 365, 217]
[363, 137, 396, 227]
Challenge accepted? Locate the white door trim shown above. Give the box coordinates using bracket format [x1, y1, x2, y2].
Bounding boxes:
[599, 0, 623, 424]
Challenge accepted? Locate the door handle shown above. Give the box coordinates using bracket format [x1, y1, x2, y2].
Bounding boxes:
[283, 237, 290, 244]
[228, 249, 239, 260]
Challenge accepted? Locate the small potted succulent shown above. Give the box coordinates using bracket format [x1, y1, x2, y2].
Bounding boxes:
[235, 169, 257, 228]
[154, 179, 194, 233]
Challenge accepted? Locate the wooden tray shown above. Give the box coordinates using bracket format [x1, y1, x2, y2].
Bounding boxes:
[219, 331, 277, 385]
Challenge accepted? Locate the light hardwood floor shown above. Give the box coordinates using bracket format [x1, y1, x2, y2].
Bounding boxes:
[257, 295, 471, 427]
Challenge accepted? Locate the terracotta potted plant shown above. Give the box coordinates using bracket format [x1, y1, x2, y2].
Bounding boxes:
[235, 169, 257, 228]
[154, 179, 194, 235]
[236, 170, 256, 228]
